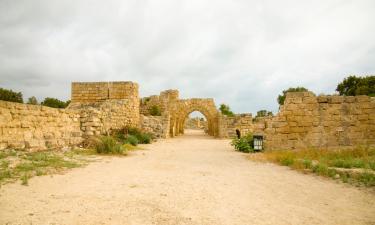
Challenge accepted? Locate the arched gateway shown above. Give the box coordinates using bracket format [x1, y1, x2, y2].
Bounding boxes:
[140, 89, 221, 138]
[169, 98, 220, 137]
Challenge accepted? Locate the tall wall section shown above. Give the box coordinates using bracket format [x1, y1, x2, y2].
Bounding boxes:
[0, 101, 82, 151]
[69, 81, 140, 137]
[262, 92, 375, 150]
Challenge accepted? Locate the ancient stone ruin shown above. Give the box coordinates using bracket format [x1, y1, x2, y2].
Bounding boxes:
[0, 81, 374, 151]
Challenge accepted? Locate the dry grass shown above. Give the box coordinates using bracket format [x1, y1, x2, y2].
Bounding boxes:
[249, 146, 375, 187]
[0, 143, 144, 186]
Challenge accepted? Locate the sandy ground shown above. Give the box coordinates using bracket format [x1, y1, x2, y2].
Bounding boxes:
[0, 130, 374, 225]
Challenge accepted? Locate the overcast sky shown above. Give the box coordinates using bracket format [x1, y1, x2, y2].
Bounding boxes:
[0, 0, 374, 115]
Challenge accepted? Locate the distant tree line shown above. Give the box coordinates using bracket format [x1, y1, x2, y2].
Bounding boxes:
[0, 87, 70, 108]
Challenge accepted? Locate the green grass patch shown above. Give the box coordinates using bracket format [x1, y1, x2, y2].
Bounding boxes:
[0, 150, 86, 186]
[94, 136, 127, 155]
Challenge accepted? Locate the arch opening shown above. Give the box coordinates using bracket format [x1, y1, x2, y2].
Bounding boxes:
[168, 99, 220, 138]
[183, 111, 207, 134]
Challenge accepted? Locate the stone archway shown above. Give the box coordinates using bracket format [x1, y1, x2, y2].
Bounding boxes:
[168, 98, 220, 137]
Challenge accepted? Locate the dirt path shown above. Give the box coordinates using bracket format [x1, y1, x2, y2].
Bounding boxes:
[0, 130, 374, 225]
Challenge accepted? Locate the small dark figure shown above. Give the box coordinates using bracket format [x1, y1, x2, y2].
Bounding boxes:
[236, 129, 241, 138]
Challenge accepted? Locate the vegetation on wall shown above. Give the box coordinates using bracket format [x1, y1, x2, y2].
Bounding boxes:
[277, 87, 309, 106]
[41, 97, 70, 108]
[149, 105, 161, 116]
[336, 75, 375, 97]
[219, 104, 234, 116]
[0, 87, 23, 103]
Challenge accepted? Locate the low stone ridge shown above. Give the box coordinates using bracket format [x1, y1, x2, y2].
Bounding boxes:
[0, 100, 82, 151]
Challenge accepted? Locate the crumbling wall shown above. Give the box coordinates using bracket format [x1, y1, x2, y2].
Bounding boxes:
[264, 92, 375, 150]
[69, 81, 140, 137]
[140, 114, 170, 138]
[219, 114, 254, 138]
[0, 101, 82, 151]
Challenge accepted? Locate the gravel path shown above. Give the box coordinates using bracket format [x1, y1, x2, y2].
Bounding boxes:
[1, 130, 374, 225]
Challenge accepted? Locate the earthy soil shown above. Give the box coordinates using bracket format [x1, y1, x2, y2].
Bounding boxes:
[0, 130, 374, 225]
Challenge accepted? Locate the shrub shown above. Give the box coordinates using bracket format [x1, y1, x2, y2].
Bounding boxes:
[256, 110, 273, 118]
[219, 104, 234, 116]
[0, 87, 23, 103]
[41, 97, 69, 108]
[231, 133, 254, 153]
[149, 105, 161, 116]
[112, 127, 153, 146]
[277, 87, 309, 106]
[127, 127, 153, 144]
[95, 136, 126, 154]
[138, 133, 152, 144]
[336, 75, 375, 97]
[125, 135, 139, 146]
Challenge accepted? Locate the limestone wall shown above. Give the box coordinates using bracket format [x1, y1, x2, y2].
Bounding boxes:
[0, 101, 82, 151]
[71, 81, 138, 103]
[69, 81, 140, 137]
[263, 92, 375, 150]
[140, 95, 162, 115]
[220, 114, 253, 138]
[140, 114, 170, 138]
[140, 90, 179, 116]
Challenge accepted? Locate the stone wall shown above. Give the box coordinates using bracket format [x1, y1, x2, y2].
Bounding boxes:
[220, 114, 253, 138]
[140, 114, 170, 138]
[69, 81, 140, 137]
[71, 81, 139, 103]
[0, 101, 82, 151]
[140, 95, 161, 115]
[263, 92, 375, 150]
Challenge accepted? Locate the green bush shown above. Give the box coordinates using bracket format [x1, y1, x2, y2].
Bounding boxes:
[277, 87, 309, 106]
[336, 75, 375, 97]
[0, 87, 23, 103]
[112, 127, 153, 145]
[95, 136, 126, 154]
[125, 135, 139, 146]
[128, 127, 153, 144]
[219, 104, 234, 117]
[41, 97, 70, 108]
[149, 105, 161, 116]
[138, 133, 152, 144]
[231, 133, 254, 153]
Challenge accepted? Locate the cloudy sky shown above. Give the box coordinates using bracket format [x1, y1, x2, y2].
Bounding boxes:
[0, 0, 374, 115]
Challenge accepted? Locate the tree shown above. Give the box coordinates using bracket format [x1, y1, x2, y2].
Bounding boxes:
[41, 97, 68, 108]
[27, 96, 38, 105]
[219, 104, 235, 116]
[256, 110, 273, 118]
[0, 87, 23, 103]
[336, 75, 375, 97]
[277, 87, 309, 106]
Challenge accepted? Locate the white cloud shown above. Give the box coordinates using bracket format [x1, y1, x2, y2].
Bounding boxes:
[0, 0, 374, 114]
